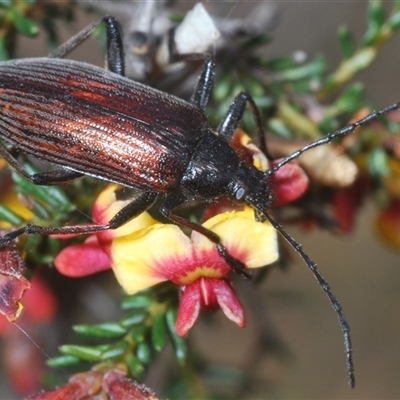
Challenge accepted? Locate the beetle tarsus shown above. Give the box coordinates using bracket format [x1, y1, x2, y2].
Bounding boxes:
[217, 243, 252, 279]
[0, 227, 27, 247]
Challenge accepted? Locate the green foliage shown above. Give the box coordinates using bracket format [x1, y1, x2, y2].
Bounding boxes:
[48, 288, 185, 380]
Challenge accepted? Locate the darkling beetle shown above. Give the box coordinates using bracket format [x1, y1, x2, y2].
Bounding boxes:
[0, 16, 399, 387]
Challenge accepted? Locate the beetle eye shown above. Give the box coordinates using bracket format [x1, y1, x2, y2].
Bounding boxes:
[230, 182, 248, 204]
[235, 187, 246, 201]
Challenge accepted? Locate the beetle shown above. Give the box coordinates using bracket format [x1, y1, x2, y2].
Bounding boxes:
[0, 16, 398, 387]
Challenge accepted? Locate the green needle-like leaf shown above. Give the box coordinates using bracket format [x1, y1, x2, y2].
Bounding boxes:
[73, 322, 127, 338]
[136, 342, 152, 364]
[0, 204, 24, 225]
[151, 312, 168, 352]
[59, 344, 102, 362]
[338, 26, 355, 59]
[120, 310, 148, 328]
[8, 9, 38, 36]
[100, 341, 128, 360]
[121, 293, 153, 310]
[47, 355, 81, 368]
[166, 307, 187, 364]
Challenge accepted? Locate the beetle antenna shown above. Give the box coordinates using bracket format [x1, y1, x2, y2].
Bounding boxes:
[265, 101, 400, 178]
[263, 211, 355, 388]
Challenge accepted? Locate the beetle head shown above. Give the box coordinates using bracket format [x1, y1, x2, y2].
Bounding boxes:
[226, 162, 275, 221]
[182, 130, 275, 214]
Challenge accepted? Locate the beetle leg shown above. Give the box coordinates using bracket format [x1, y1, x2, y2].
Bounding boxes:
[0, 142, 83, 184]
[0, 191, 159, 248]
[191, 56, 216, 111]
[48, 16, 125, 76]
[160, 191, 251, 279]
[107, 191, 159, 228]
[29, 169, 84, 185]
[217, 91, 269, 157]
[165, 24, 216, 111]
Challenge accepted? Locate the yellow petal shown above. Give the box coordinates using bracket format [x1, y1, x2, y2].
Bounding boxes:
[194, 207, 279, 268]
[237, 129, 269, 172]
[114, 212, 158, 238]
[0, 189, 34, 229]
[94, 184, 158, 237]
[112, 224, 192, 294]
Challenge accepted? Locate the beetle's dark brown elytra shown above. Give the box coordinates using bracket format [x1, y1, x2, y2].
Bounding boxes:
[0, 16, 399, 387]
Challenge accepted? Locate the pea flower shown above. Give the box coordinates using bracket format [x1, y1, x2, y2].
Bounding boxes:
[111, 207, 278, 336]
[54, 183, 278, 336]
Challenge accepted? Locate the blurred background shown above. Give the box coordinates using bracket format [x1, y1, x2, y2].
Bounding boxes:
[1, 1, 400, 399]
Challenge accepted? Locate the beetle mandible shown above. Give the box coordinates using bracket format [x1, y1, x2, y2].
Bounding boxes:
[0, 16, 399, 387]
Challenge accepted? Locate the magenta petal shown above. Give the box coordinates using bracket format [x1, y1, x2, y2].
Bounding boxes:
[176, 281, 202, 337]
[54, 237, 111, 277]
[271, 160, 309, 206]
[212, 279, 246, 327]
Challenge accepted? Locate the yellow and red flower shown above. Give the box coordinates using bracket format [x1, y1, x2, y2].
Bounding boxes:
[111, 206, 278, 335]
[54, 183, 279, 335]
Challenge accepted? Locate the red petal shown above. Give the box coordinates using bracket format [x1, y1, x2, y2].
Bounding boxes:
[270, 160, 309, 206]
[176, 278, 246, 336]
[332, 189, 357, 233]
[212, 279, 245, 327]
[23, 274, 57, 323]
[332, 174, 370, 233]
[376, 200, 400, 249]
[54, 236, 111, 277]
[4, 328, 44, 395]
[176, 282, 202, 336]
[0, 314, 10, 333]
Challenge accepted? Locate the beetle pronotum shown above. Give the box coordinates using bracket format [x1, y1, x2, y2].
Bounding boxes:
[0, 16, 398, 387]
